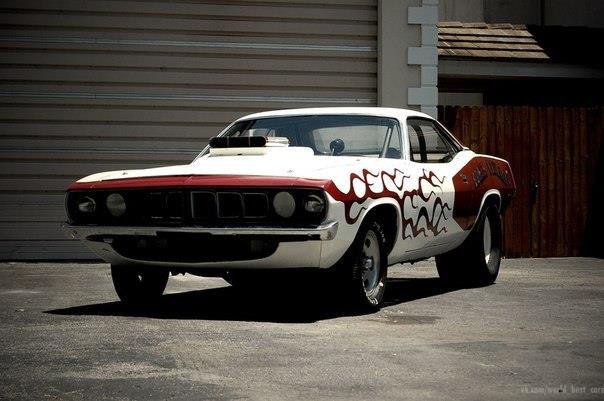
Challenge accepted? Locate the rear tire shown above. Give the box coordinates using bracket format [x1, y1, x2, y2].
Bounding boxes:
[111, 265, 169, 305]
[436, 205, 502, 287]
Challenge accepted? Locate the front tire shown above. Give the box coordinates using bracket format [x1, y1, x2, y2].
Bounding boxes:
[436, 205, 502, 287]
[111, 265, 169, 305]
[333, 219, 388, 310]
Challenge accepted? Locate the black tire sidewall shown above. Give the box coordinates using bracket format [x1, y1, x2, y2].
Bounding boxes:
[111, 265, 169, 304]
[466, 205, 502, 285]
[349, 220, 388, 309]
[436, 204, 502, 287]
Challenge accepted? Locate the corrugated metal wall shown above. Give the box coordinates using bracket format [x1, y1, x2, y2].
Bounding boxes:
[0, 0, 378, 259]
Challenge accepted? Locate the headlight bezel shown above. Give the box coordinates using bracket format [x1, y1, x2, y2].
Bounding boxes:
[66, 191, 100, 223]
[77, 196, 97, 214]
[303, 194, 326, 214]
[269, 189, 328, 224]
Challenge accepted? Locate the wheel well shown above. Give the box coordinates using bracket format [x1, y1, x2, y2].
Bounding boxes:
[482, 193, 501, 213]
[366, 204, 398, 254]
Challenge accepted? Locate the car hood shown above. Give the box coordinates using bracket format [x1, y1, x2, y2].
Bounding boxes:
[76, 151, 363, 184]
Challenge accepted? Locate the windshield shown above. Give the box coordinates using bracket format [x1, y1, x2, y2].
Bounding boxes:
[199, 115, 402, 158]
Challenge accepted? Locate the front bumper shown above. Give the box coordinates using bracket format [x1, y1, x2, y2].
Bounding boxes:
[63, 221, 338, 242]
[62, 222, 340, 269]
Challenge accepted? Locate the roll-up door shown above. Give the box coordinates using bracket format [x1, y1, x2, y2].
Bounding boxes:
[0, 0, 377, 259]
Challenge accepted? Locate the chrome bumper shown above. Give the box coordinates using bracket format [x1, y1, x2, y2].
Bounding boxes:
[62, 221, 339, 241]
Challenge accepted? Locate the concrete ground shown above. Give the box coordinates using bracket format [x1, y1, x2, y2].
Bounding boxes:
[0, 258, 602, 401]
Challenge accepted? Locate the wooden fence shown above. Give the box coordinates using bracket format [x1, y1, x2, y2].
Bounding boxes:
[438, 106, 604, 258]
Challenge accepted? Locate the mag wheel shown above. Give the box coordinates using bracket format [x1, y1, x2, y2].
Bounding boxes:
[436, 205, 502, 287]
[335, 219, 388, 310]
[111, 265, 169, 305]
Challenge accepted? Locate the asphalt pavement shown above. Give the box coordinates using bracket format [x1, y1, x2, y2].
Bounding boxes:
[0, 258, 602, 400]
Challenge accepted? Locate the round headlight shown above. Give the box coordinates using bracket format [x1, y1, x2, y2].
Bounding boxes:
[106, 193, 126, 217]
[77, 196, 96, 214]
[272, 191, 296, 218]
[304, 194, 325, 214]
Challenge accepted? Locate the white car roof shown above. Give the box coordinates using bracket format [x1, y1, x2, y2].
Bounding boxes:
[236, 107, 433, 122]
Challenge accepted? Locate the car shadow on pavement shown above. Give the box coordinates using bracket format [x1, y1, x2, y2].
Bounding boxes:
[45, 277, 460, 323]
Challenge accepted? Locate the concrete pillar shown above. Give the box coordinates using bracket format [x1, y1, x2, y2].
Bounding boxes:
[378, 0, 438, 118]
[407, 0, 439, 117]
[377, 0, 421, 109]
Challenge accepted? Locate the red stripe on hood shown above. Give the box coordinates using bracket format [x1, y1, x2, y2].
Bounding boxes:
[68, 175, 332, 191]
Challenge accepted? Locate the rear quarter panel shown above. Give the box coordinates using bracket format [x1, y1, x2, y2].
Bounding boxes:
[452, 155, 516, 231]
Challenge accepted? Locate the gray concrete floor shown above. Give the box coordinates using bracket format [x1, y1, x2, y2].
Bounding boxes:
[0, 258, 603, 400]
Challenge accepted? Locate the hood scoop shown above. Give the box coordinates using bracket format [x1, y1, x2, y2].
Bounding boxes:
[209, 136, 301, 156]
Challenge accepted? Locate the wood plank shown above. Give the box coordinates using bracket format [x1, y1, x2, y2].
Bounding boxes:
[533, 107, 550, 257]
[519, 106, 531, 257]
[436, 41, 542, 51]
[561, 107, 570, 255]
[553, 107, 564, 256]
[438, 27, 533, 37]
[577, 108, 588, 256]
[438, 34, 538, 44]
[545, 107, 557, 256]
[570, 108, 585, 256]
[494, 106, 506, 255]
[510, 107, 529, 257]
[470, 106, 480, 152]
[465, 106, 474, 146]
[478, 107, 488, 154]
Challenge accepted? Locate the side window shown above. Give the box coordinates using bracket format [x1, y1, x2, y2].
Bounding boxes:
[407, 118, 458, 163]
[384, 124, 402, 159]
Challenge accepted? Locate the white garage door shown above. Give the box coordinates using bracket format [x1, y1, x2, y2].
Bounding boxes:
[0, 0, 377, 259]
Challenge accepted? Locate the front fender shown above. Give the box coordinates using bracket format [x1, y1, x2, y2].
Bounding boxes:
[319, 194, 403, 268]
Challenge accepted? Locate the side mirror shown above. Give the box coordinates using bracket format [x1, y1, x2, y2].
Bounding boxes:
[329, 139, 345, 156]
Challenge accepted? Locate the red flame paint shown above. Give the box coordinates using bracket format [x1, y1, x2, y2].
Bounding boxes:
[326, 168, 452, 239]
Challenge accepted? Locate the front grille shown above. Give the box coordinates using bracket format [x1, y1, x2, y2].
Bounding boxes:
[146, 191, 185, 222]
[192, 191, 269, 221]
[67, 187, 326, 227]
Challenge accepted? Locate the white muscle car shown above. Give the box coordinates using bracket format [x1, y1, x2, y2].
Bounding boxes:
[64, 107, 515, 309]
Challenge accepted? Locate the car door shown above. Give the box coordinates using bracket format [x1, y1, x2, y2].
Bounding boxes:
[401, 117, 463, 257]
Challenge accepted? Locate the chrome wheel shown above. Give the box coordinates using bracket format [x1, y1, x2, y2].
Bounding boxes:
[337, 219, 387, 309]
[361, 230, 381, 296]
